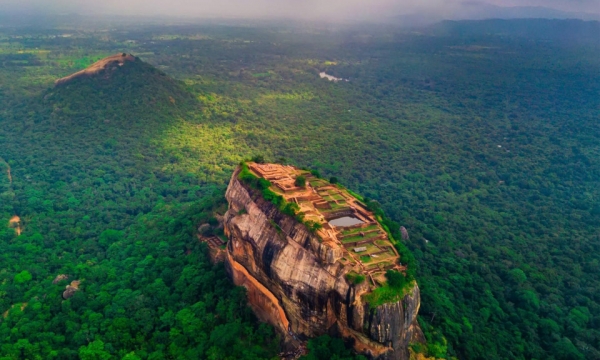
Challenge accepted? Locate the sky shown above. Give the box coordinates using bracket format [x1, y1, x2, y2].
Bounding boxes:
[2, 0, 599, 20]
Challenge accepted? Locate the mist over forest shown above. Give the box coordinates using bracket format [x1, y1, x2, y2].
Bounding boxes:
[2, 0, 600, 22]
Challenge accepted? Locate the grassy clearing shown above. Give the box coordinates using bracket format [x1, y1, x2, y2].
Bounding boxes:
[346, 272, 366, 285]
[309, 178, 328, 187]
[329, 202, 348, 210]
[341, 232, 382, 244]
[364, 281, 415, 309]
[341, 224, 379, 236]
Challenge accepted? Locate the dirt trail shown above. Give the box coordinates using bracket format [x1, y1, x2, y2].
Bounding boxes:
[3, 159, 19, 235]
[9, 215, 21, 236]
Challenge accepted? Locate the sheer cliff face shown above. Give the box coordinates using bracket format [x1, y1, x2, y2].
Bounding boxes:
[222, 168, 422, 360]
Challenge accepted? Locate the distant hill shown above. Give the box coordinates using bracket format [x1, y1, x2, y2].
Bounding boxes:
[55, 53, 137, 86]
[451, 2, 600, 21]
[44, 54, 196, 129]
[429, 18, 600, 44]
[392, 3, 600, 27]
[3, 53, 199, 217]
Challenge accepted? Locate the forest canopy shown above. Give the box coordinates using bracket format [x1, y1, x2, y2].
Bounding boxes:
[0, 18, 598, 359]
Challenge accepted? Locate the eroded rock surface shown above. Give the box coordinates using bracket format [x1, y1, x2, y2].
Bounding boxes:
[220, 167, 422, 360]
[55, 53, 136, 86]
[52, 274, 69, 284]
[62, 280, 81, 300]
[400, 227, 410, 241]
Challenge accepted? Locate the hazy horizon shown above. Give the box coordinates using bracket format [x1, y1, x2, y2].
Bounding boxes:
[2, 0, 599, 22]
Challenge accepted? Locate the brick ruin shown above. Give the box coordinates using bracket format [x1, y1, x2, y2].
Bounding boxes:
[247, 162, 405, 289]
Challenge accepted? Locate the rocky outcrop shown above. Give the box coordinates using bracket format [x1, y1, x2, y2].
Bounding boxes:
[220, 167, 422, 360]
[366, 289, 423, 352]
[55, 53, 136, 86]
[52, 274, 69, 284]
[62, 280, 81, 299]
[400, 227, 410, 241]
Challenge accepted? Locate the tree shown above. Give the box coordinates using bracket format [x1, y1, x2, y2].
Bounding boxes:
[99, 229, 123, 249]
[14, 270, 32, 284]
[552, 338, 584, 360]
[251, 155, 265, 163]
[508, 268, 527, 284]
[301, 335, 366, 360]
[385, 270, 406, 289]
[295, 176, 306, 188]
[122, 352, 142, 360]
[79, 340, 111, 360]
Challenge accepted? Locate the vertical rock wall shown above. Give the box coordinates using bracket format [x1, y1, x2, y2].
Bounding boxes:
[221, 168, 422, 360]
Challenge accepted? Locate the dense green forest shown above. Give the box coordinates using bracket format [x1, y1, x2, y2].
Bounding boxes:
[0, 18, 598, 359]
[0, 54, 284, 359]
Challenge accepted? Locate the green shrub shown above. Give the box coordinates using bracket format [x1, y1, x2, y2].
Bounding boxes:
[346, 273, 366, 285]
[363, 281, 414, 309]
[301, 335, 367, 360]
[257, 178, 271, 190]
[295, 175, 306, 187]
[282, 202, 300, 217]
[14, 270, 32, 284]
[305, 220, 323, 233]
[251, 154, 265, 163]
[386, 270, 406, 289]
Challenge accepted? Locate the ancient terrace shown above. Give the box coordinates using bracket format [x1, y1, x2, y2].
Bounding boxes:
[247, 162, 405, 288]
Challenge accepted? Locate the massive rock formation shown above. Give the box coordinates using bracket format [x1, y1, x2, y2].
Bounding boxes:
[219, 166, 423, 360]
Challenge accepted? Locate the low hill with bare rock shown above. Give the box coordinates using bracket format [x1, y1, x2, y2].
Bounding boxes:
[55, 53, 136, 86]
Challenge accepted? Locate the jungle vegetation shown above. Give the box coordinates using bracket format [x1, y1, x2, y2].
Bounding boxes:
[0, 18, 598, 359]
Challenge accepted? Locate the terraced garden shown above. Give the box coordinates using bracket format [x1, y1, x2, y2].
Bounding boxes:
[245, 162, 405, 290]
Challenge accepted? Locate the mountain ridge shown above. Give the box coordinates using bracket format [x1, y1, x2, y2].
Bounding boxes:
[392, 3, 600, 27]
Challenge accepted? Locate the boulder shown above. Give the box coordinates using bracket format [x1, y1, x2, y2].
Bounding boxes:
[62, 280, 81, 299]
[400, 226, 409, 241]
[52, 274, 69, 284]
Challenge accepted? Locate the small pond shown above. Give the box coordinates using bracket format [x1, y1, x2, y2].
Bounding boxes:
[329, 216, 364, 227]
